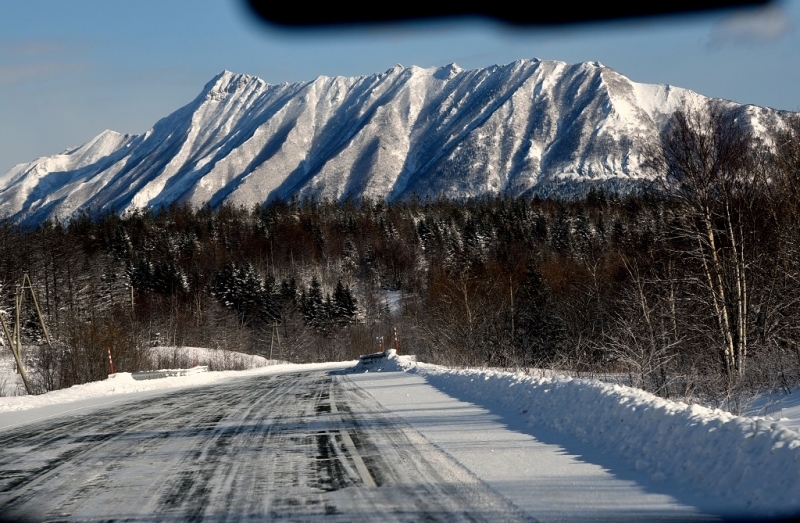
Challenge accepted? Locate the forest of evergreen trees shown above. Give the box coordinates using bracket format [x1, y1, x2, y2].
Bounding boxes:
[2, 104, 800, 411]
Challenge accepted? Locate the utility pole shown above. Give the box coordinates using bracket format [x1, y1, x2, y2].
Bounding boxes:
[22, 273, 53, 346]
[269, 321, 280, 361]
[0, 274, 55, 395]
[0, 307, 32, 395]
[0, 272, 52, 394]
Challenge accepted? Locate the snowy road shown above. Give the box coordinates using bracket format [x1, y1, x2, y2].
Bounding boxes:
[0, 370, 528, 522]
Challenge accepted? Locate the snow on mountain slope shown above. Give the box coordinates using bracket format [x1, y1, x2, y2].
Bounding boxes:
[0, 59, 787, 225]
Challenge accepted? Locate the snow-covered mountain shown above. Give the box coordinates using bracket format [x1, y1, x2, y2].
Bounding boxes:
[0, 59, 784, 224]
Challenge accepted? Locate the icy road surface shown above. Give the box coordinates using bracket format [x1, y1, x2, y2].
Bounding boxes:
[350, 371, 710, 522]
[0, 369, 528, 522]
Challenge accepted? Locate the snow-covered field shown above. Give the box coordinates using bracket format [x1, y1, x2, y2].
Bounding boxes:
[744, 386, 800, 433]
[1, 349, 799, 519]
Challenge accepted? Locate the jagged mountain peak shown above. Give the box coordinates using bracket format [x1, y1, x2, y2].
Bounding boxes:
[0, 59, 790, 225]
[203, 70, 265, 101]
[436, 62, 462, 77]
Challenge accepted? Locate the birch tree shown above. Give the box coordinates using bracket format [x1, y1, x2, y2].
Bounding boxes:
[655, 103, 760, 379]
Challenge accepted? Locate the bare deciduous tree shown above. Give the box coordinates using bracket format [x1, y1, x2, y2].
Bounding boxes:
[652, 103, 761, 380]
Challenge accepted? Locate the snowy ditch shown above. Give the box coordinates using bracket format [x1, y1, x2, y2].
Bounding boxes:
[369, 353, 800, 517]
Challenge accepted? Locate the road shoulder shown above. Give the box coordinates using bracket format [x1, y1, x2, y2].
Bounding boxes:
[348, 371, 711, 522]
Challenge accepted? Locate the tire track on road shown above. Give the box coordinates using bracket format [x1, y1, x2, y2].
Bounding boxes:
[0, 370, 530, 522]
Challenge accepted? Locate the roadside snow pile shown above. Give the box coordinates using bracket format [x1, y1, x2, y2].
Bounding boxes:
[0, 360, 353, 414]
[348, 349, 414, 373]
[0, 368, 257, 413]
[379, 354, 800, 517]
[0, 346, 272, 397]
[132, 365, 209, 380]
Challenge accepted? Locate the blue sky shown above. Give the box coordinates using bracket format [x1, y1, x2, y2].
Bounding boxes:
[1, 0, 798, 173]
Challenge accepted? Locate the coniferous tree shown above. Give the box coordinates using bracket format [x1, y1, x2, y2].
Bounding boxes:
[333, 280, 358, 326]
[302, 277, 326, 333]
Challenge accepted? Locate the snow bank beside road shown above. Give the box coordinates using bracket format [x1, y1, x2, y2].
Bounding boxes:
[0, 346, 271, 396]
[381, 354, 800, 517]
[3, 346, 798, 517]
[0, 361, 351, 415]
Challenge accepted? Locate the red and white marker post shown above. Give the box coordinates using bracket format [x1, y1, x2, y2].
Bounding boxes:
[106, 347, 116, 375]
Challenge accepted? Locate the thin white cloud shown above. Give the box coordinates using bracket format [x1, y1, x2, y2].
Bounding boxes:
[0, 39, 63, 57]
[0, 37, 89, 86]
[0, 62, 84, 86]
[708, 3, 794, 47]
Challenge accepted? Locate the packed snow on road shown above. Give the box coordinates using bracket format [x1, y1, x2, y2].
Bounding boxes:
[0, 350, 798, 521]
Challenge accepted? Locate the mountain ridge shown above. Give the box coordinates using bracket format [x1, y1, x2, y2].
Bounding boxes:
[0, 59, 787, 225]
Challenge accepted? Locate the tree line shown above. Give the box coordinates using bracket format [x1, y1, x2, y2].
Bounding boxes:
[2, 102, 799, 411]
